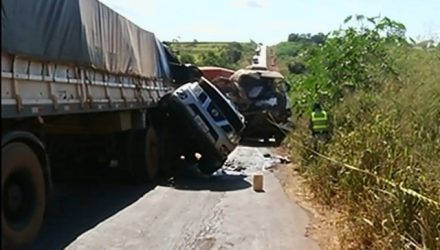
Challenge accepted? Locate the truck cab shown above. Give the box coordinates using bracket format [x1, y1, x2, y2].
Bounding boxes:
[165, 77, 245, 174]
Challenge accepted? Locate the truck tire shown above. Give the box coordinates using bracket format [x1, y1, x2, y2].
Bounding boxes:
[157, 127, 180, 178]
[2, 142, 46, 250]
[145, 127, 160, 181]
[129, 127, 159, 183]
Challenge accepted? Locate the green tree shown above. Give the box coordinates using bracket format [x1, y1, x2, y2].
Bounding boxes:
[179, 52, 195, 64]
[310, 33, 326, 45]
[228, 42, 243, 63]
[290, 15, 407, 112]
[197, 50, 227, 67]
[288, 33, 300, 42]
[288, 61, 306, 74]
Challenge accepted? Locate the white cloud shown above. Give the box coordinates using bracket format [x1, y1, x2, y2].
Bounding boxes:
[230, 0, 269, 9]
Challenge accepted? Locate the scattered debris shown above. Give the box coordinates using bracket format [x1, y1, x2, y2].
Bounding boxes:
[223, 159, 248, 172]
[225, 165, 246, 172]
[264, 165, 277, 171]
[277, 156, 291, 164]
[262, 152, 291, 164]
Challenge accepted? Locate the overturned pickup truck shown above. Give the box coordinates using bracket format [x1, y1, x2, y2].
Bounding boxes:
[167, 77, 245, 174]
[155, 55, 245, 175]
[200, 67, 292, 146]
[158, 73, 245, 175]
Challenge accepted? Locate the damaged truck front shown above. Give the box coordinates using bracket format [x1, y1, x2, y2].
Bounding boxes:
[155, 52, 245, 176]
[1, 0, 244, 248]
[164, 77, 245, 175]
[201, 67, 292, 146]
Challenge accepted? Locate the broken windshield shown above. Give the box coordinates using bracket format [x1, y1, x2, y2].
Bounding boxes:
[239, 76, 288, 100]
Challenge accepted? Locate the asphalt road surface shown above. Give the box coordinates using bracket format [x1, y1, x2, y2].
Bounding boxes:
[31, 146, 319, 250]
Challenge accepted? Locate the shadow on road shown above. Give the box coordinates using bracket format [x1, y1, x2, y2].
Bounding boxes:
[30, 179, 155, 250]
[167, 173, 251, 192]
[30, 165, 250, 249]
[239, 139, 282, 148]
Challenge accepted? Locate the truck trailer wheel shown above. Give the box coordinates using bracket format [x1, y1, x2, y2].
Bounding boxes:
[145, 127, 160, 181]
[2, 142, 46, 250]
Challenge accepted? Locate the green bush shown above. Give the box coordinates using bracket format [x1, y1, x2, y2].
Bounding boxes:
[169, 41, 255, 70]
[286, 15, 440, 250]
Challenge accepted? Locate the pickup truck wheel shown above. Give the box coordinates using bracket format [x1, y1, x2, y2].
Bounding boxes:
[2, 142, 46, 250]
[129, 127, 159, 183]
[158, 128, 180, 178]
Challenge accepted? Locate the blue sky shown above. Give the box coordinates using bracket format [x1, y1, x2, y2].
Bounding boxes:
[100, 0, 440, 45]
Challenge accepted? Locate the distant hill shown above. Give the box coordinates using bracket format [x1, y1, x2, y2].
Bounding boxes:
[166, 41, 257, 70]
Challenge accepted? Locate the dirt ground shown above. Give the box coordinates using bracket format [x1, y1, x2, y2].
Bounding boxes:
[272, 147, 345, 250]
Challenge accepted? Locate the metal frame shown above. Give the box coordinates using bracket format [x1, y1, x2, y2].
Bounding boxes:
[1, 52, 173, 119]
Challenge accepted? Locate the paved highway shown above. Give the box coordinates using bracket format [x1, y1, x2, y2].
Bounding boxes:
[31, 147, 319, 250]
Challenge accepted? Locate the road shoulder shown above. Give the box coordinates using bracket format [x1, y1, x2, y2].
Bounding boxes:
[272, 149, 344, 250]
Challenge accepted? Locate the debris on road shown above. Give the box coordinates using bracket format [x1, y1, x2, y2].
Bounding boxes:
[222, 147, 292, 175]
[223, 159, 247, 172]
[278, 156, 291, 164]
[264, 165, 277, 171]
[262, 152, 291, 164]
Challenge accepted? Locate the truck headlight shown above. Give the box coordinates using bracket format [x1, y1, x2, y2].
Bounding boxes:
[227, 132, 239, 144]
[210, 108, 220, 118]
[177, 90, 188, 99]
[192, 84, 203, 96]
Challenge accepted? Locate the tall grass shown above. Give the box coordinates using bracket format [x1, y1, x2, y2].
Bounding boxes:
[285, 17, 440, 249]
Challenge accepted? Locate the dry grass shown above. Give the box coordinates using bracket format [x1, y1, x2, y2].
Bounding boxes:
[286, 47, 440, 249]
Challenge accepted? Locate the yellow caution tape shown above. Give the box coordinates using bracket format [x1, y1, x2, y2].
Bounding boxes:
[266, 113, 440, 208]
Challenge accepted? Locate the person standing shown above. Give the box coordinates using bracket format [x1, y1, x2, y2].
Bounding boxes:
[309, 103, 330, 141]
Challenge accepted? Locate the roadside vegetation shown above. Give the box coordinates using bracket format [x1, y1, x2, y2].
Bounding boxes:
[166, 20, 439, 248]
[275, 15, 440, 249]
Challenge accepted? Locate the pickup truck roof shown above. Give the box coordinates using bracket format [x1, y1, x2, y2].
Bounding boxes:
[245, 65, 268, 71]
[230, 69, 284, 82]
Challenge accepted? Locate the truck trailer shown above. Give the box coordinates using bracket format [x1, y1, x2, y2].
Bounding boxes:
[1, 0, 244, 248]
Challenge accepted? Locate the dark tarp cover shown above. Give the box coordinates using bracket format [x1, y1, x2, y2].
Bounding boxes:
[1, 0, 170, 78]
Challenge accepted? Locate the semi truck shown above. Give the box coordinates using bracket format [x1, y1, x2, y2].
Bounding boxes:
[1, 0, 244, 248]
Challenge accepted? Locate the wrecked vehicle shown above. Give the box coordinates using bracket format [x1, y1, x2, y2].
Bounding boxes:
[199, 66, 235, 83]
[201, 67, 292, 146]
[164, 76, 245, 175]
[198, 66, 239, 101]
[230, 69, 292, 145]
[199, 66, 244, 102]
